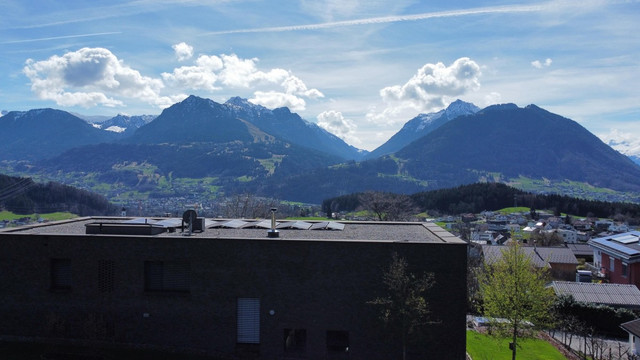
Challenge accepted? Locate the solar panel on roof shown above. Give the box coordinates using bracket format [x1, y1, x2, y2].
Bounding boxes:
[327, 222, 345, 231]
[310, 222, 329, 230]
[594, 238, 640, 256]
[611, 234, 640, 244]
[221, 219, 249, 229]
[242, 220, 273, 229]
[291, 221, 312, 230]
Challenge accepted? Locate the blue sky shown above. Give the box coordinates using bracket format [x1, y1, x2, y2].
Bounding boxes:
[1, 0, 639, 152]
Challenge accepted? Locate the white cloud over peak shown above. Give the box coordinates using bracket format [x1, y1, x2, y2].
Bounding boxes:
[531, 58, 552, 69]
[599, 128, 640, 156]
[317, 110, 360, 145]
[250, 91, 307, 111]
[368, 57, 481, 125]
[172, 42, 194, 61]
[23, 47, 181, 108]
[163, 52, 323, 110]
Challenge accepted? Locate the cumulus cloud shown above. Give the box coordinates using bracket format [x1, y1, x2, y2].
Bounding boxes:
[172, 42, 194, 61]
[23, 47, 182, 108]
[250, 91, 307, 111]
[316, 110, 360, 145]
[484, 91, 502, 106]
[531, 58, 552, 69]
[163, 53, 323, 110]
[23, 46, 324, 112]
[599, 129, 640, 156]
[368, 57, 481, 125]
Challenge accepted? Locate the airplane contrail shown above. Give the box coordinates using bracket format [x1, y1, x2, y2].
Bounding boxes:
[2, 31, 122, 44]
[201, 3, 545, 36]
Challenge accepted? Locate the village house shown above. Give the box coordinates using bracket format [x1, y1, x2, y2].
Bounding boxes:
[589, 231, 640, 288]
[482, 245, 578, 281]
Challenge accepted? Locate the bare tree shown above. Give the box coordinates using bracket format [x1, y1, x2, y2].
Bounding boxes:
[358, 191, 416, 221]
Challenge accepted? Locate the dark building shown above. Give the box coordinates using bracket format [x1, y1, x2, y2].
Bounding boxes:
[0, 217, 467, 359]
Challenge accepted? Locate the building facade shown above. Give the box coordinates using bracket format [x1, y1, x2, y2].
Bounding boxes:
[0, 217, 467, 359]
[589, 231, 640, 287]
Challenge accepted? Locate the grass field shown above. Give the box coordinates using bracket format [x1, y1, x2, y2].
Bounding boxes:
[467, 330, 567, 360]
[0, 211, 76, 222]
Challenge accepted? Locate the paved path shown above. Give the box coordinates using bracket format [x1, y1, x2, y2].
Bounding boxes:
[550, 331, 630, 359]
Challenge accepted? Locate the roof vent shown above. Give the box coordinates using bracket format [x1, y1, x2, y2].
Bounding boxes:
[182, 209, 204, 235]
[267, 208, 279, 238]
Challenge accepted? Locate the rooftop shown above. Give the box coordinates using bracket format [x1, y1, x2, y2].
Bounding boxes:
[482, 245, 579, 267]
[0, 217, 464, 244]
[551, 281, 640, 308]
[588, 231, 640, 260]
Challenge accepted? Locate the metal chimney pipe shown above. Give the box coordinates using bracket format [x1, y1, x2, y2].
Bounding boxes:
[267, 208, 279, 238]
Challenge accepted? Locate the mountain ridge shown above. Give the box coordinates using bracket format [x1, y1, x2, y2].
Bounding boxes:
[366, 99, 480, 159]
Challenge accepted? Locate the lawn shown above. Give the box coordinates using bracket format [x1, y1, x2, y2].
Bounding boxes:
[0, 211, 76, 222]
[467, 330, 567, 360]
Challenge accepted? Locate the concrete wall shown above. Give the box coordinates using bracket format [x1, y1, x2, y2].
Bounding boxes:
[0, 232, 467, 359]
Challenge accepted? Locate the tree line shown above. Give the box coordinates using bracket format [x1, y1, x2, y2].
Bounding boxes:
[322, 182, 640, 222]
[0, 174, 116, 216]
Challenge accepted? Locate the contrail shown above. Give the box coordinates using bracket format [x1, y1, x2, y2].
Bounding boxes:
[201, 4, 545, 36]
[2, 31, 122, 44]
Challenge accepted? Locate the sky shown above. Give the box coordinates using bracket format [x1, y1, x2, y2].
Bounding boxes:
[1, 0, 639, 152]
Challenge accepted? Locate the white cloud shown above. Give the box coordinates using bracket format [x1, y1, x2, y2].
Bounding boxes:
[317, 110, 360, 145]
[164, 53, 323, 110]
[368, 57, 481, 125]
[282, 75, 325, 98]
[249, 91, 307, 111]
[531, 58, 552, 69]
[172, 42, 194, 61]
[23, 47, 181, 108]
[483, 91, 502, 106]
[599, 128, 640, 157]
[162, 55, 223, 91]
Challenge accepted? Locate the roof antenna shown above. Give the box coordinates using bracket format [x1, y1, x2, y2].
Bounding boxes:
[267, 208, 279, 238]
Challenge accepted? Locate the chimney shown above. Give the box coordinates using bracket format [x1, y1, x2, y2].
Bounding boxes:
[267, 208, 279, 238]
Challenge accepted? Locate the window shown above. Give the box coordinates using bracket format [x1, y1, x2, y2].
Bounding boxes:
[237, 298, 260, 344]
[326, 330, 349, 353]
[610, 256, 615, 272]
[284, 329, 306, 353]
[51, 258, 72, 291]
[144, 261, 190, 293]
[98, 260, 115, 293]
[622, 263, 628, 277]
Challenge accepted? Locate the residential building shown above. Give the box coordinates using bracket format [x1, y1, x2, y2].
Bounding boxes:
[620, 318, 640, 357]
[551, 281, 640, 309]
[482, 245, 578, 281]
[589, 231, 640, 287]
[0, 216, 467, 359]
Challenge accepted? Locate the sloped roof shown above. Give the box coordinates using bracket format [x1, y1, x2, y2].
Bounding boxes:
[589, 231, 640, 261]
[621, 318, 640, 337]
[551, 281, 640, 308]
[482, 245, 578, 268]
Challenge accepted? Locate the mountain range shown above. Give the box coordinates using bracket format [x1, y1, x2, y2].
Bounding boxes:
[365, 99, 480, 159]
[1, 96, 639, 205]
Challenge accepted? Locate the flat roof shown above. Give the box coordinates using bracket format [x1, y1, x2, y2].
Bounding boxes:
[1, 217, 465, 244]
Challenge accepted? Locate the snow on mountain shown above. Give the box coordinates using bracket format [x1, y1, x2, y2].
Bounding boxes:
[99, 114, 156, 133]
[366, 99, 480, 159]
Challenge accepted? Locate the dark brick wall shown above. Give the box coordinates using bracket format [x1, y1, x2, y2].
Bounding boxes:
[0, 232, 467, 359]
